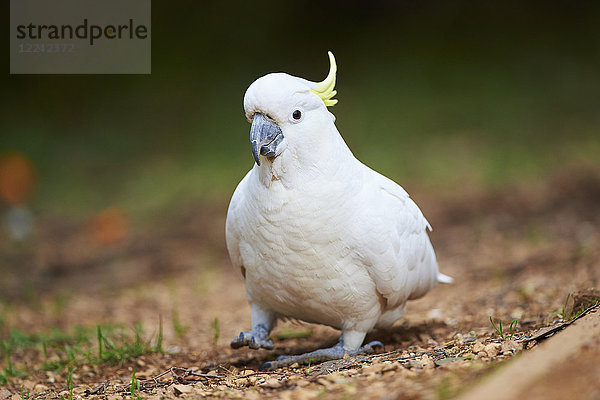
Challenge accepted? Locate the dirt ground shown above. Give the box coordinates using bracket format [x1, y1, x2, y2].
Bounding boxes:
[1, 167, 599, 400]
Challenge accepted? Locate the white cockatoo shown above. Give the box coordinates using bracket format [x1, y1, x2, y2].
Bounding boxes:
[226, 52, 452, 369]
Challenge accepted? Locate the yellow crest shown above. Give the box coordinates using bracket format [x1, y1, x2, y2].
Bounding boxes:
[310, 51, 338, 107]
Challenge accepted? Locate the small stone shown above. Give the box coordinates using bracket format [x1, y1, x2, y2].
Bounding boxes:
[476, 351, 487, 359]
[501, 340, 523, 354]
[34, 384, 49, 392]
[419, 355, 435, 369]
[382, 361, 401, 372]
[484, 343, 501, 358]
[472, 340, 485, 353]
[173, 384, 193, 395]
[362, 363, 385, 375]
[526, 341, 537, 350]
[261, 378, 282, 389]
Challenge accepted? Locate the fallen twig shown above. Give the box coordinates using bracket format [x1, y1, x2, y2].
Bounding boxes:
[84, 380, 109, 395]
[518, 301, 599, 344]
[113, 366, 225, 393]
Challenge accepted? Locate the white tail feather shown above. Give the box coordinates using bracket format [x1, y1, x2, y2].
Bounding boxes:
[437, 273, 454, 284]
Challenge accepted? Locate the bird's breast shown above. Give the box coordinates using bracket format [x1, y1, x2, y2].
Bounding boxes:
[238, 181, 380, 329]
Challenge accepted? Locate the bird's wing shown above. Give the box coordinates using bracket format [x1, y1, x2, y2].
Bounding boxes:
[352, 168, 439, 310]
[225, 170, 253, 276]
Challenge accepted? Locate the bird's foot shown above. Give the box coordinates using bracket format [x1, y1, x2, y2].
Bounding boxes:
[261, 340, 384, 370]
[230, 324, 274, 350]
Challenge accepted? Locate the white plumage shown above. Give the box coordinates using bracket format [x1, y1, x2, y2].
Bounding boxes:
[226, 52, 450, 360]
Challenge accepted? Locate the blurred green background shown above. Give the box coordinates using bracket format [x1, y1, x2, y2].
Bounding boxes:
[2, 1, 599, 219]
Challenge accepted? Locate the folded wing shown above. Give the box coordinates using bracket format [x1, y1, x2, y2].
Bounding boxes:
[352, 169, 440, 310]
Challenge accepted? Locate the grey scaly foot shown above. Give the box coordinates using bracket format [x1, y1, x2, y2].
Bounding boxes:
[261, 340, 384, 370]
[230, 324, 274, 350]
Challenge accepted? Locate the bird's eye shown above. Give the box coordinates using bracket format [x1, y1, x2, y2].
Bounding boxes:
[292, 110, 302, 120]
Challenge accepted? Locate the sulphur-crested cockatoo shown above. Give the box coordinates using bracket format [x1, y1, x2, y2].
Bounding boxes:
[226, 52, 452, 369]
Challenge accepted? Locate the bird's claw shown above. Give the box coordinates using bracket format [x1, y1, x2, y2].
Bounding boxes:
[230, 325, 273, 350]
[259, 361, 273, 371]
[362, 340, 384, 352]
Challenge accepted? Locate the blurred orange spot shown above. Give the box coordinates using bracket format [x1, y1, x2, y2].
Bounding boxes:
[89, 206, 129, 246]
[0, 152, 36, 205]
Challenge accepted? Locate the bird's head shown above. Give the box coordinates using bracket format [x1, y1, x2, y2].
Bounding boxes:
[243, 52, 339, 166]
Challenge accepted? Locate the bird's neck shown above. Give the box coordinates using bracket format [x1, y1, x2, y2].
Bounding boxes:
[256, 128, 355, 189]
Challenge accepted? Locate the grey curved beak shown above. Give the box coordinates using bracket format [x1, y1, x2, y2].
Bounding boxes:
[250, 113, 283, 166]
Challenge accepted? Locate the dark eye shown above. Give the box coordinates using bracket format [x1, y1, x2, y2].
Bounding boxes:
[292, 110, 302, 120]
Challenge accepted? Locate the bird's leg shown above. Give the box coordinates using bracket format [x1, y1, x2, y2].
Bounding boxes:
[261, 330, 383, 370]
[230, 304, 275, 350]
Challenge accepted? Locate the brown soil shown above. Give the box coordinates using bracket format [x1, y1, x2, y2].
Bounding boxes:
[1, 168, 599, 400]
[458, 308, 600, 400]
